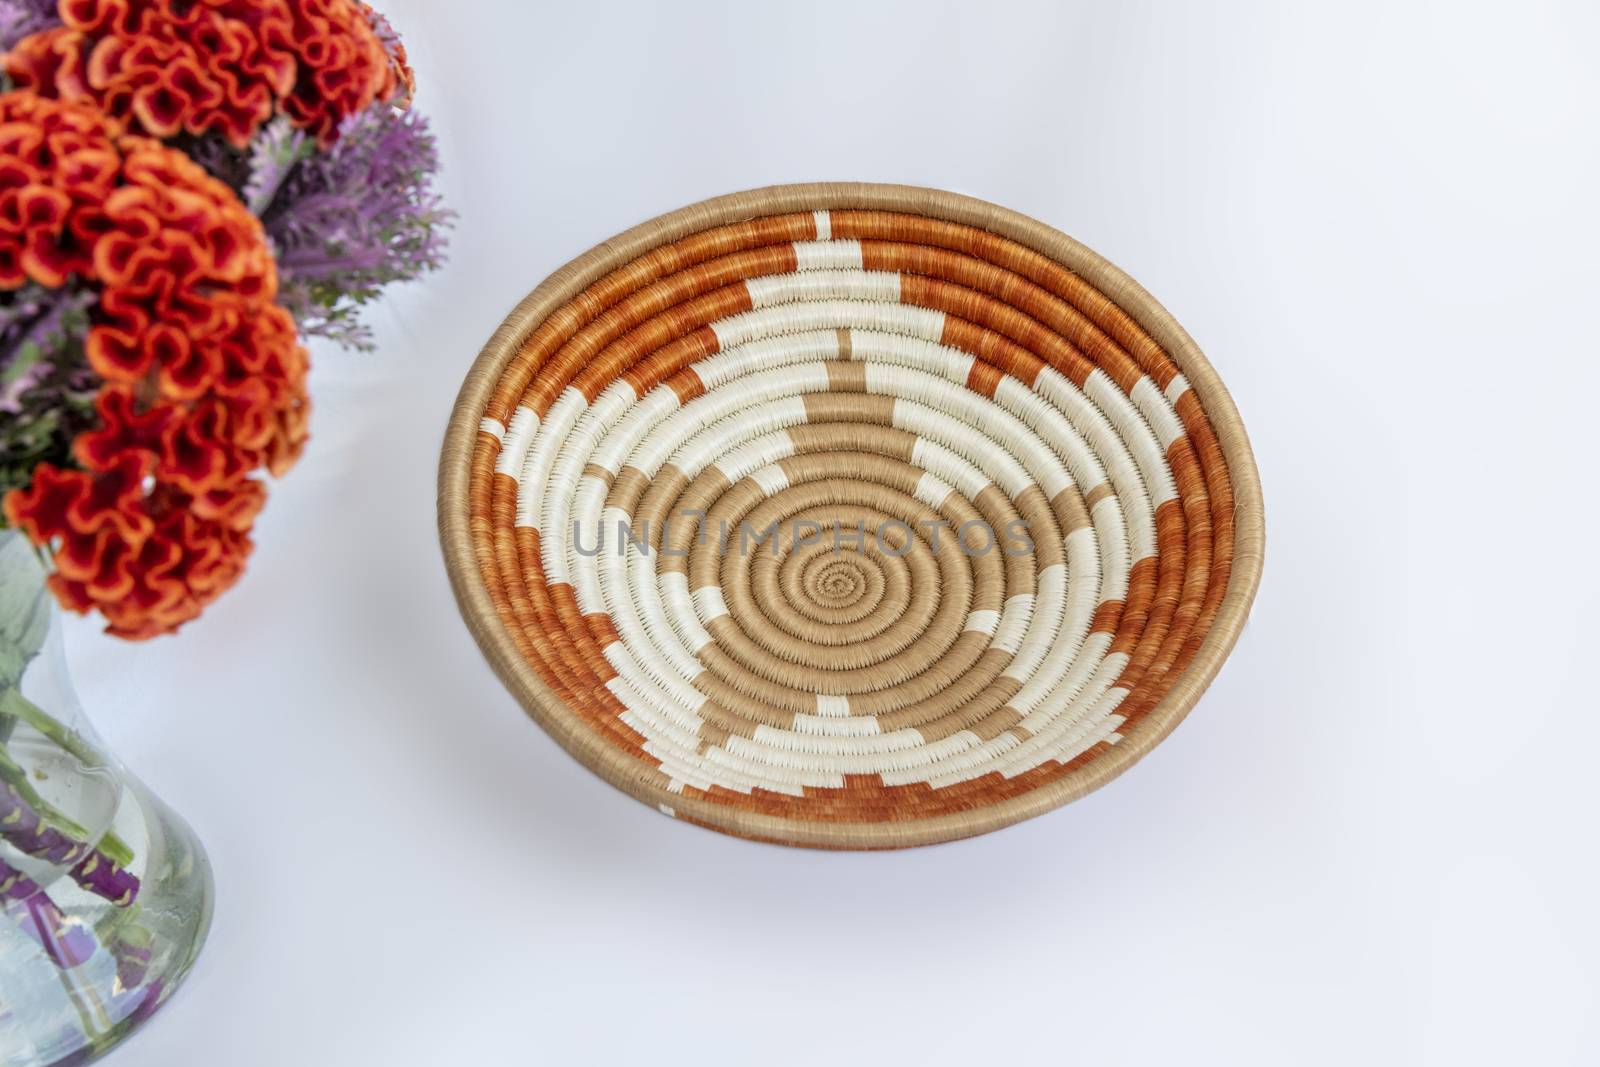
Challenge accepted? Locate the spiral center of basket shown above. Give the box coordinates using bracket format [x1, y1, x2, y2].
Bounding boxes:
[809, 556, 866, 604]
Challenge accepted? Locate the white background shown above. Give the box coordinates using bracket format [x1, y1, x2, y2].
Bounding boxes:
[71, 1, 1598, 1063]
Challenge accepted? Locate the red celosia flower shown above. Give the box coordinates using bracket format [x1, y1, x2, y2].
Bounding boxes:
[0, 92, 308, 638]
[5, 0, 399, 148]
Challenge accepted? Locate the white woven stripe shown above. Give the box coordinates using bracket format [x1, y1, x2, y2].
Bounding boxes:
[1029, 367, 1138, 590]
[572, 391, 823, 735]
[1010, 630, 1115, 721]
[739, 729, 998, 777]
[479, 417, 506, 443]
[792, 239, 863, 271]
[1164, 373, 1190, 405]
[622, 693, 817, 796]
[912, 471, 954, 510]
[708, 433, 798, 487]
[1003, 564, 1066, 682]
[1008, 656, 1129, 757]
[1084, 369, 1177, 516]
[909, 649, 1130, 789]
[729, 730, 951, 769]
[588, 387, 679, 475]
[992, 593, 1036, 656]
[603, 615, 704, 709]
[747, 724, 919, 757]
[992, 376, 1097, 501]
[600, 662, 702, 734]
[787, 714, 882, 738]
[878, 371, 1074, 502]
[1132, 376, 1186, 451]
[909, 437, 995, 503]
[682, 397, 811, 477]
[709, 300, 943, 349]
[815, 693, 851, 717]
[568, 498, 622, 613]
[842, 329, 976, 385]
[811, 209, 831, 241]
[537, 393, 600, 584]
[746, 269, 900, 309]
[963, 609, 1001, 635]
[495, 405, 539, 478]
[585, 383, 638, 445]
[692, 586, 728, 622]
[693, 330, 841, 387]
[659, 573, 712, 654]
[748, 463, 791, 497]
[518, 387, 584, 533]
[626, 584, 706, 684]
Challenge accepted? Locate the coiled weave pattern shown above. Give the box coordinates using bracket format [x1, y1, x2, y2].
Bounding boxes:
[440, 185, 1263, 848]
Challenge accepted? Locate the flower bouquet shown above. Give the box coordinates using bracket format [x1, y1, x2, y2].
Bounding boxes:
[0, 2, 449, 1061]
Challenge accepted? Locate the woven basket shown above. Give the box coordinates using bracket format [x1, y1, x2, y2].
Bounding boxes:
[439, 183, 1264, 849]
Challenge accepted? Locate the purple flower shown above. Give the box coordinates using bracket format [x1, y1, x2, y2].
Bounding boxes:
[248, 104, 453, 351]
[0, 0, 59, 55]
[0, 283, 97, 507]
[0, 780, 142, 906]
[1, 858, 97, 968]
[109, 924, 154, 991]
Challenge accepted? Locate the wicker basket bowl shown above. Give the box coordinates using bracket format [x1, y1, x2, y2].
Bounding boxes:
[439, 183, 1264, 849]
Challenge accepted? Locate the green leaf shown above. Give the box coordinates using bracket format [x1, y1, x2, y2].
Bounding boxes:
[0, 535, 49, 690]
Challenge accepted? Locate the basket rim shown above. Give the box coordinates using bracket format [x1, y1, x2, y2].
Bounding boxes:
[437, 182, 1266, 849]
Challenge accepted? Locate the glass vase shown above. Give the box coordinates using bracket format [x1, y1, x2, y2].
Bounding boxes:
[0, 531, 212, 1065]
